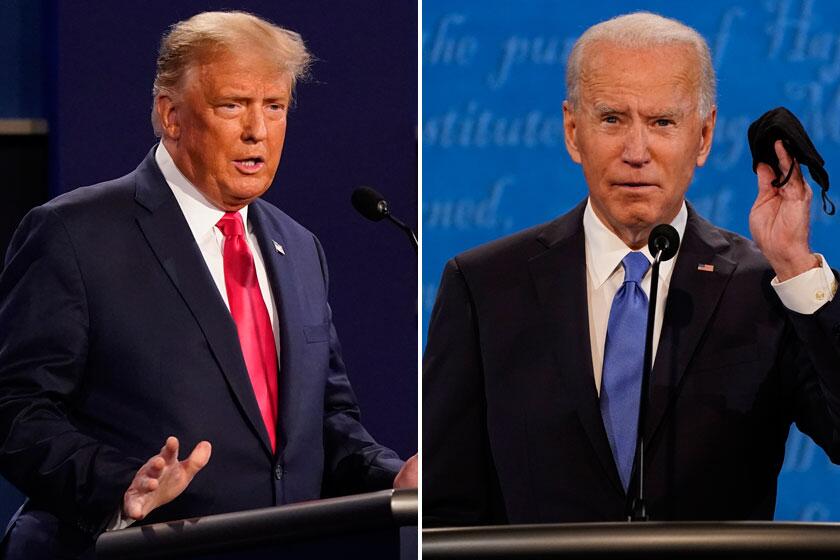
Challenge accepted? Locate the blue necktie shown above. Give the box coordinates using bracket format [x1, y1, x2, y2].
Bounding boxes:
[600, 251, 650, 491]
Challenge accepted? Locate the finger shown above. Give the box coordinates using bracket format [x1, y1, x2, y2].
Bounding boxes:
[773, 139, 804, 186]
[774, 140, 793, 174]
[394, 454, 418, 488]
[755, 163, 778, 200]
[143, 477, 159, 492]
[144, 456, 166, 479]
[160, 436, 179, 463]
[124, 489, 149, 520]
[775, 140, 815, 204]
[182, 441, 212, 476]
[126, 501, 144, 520]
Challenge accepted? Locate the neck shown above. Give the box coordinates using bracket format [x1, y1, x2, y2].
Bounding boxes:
[615, 228, 651, 251]
[589, 200, 683, 251]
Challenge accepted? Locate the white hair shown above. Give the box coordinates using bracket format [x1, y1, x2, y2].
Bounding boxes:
[566, 12, 716, 118]
[151, 11, 313, 136]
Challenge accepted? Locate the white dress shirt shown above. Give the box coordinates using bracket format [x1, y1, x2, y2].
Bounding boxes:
[583, 198, 837, 395]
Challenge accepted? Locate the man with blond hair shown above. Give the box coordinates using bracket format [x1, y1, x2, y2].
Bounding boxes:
[424, 12, 840, 525]
[0, 11, 415, 558]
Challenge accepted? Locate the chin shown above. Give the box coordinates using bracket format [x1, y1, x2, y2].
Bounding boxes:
[614, 209, 659, 231]
[230, 181, 272, 200]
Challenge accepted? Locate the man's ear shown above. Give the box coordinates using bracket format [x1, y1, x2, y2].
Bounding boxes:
[563, 100, 582, 164]
[156, 95, 180, 140]
[696, 106, 717, 167]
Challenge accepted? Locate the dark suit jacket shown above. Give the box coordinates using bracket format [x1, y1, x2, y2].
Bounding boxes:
[0, 148, 403, 557]
[423, 200, 840, 525]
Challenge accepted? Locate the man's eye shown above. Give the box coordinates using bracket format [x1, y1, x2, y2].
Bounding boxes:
[603, 116, 618, 124]
[655, 119, 674, 127]
[268, 104, 286, 112]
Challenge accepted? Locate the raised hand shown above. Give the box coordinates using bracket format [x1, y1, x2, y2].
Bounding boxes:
[123, 436, 212, 521]
[750, 140, 820, 281]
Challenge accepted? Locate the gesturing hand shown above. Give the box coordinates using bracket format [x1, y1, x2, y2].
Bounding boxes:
[123, 436, 212, 521]
[750, 139, 820, 281]
[394, 453, 418, 489]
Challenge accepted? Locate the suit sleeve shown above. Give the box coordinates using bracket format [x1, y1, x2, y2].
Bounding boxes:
[784, 288, 840, 462]
[311, 236, 404, 495]
[0, 206, 142, 534]
[422, 258, 507, 527]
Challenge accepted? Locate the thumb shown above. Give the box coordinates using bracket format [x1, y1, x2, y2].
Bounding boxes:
[125, 500, 145, 521]
[183, 441, 212, 477]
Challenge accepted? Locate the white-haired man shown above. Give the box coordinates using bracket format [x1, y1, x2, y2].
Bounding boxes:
[0, 11, 416, 558]
[424, 12, 840, 525]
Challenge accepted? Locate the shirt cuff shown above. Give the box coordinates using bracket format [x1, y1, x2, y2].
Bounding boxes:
[105, 507, 136, 532]
[771, 254, 838, 314]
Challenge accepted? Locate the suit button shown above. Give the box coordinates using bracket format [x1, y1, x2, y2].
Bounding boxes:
[274, 464, 283, 480]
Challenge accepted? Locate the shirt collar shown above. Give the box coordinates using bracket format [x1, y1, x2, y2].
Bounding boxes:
[155, 142, 249, 239]
[583, 197, 687, 289]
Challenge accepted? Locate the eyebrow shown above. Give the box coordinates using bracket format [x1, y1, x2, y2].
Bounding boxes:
[214, 93, 290, 103]
[593, 103, 625, 116]
[593, 104, 685, 119]
[652, 108, 685, 119]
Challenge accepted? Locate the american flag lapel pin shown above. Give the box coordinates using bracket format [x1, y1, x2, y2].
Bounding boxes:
[273, 240, 285, 255]
[697, 263, 715, 272]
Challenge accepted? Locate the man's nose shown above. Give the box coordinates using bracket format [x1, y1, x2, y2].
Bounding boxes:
[241, 106, 268, 143]
[622, 122, 651, 167]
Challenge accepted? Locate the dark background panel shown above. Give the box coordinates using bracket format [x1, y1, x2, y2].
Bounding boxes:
[0, 135, 48, 266]
[1, 0, 417, 531]
[0, 0, 46, 118]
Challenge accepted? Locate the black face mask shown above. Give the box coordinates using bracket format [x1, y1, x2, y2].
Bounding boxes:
[747, 106, 835, 216]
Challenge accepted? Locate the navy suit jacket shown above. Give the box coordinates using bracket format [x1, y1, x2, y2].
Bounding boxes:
[0, 148, 403, 556]
[423, 200, 840, 525]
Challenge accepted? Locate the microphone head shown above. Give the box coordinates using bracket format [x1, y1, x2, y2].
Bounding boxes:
[648, 224, 680, 262]
[351, 186, 390, 222]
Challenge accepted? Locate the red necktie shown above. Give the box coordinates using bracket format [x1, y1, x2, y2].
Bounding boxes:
[217, 212, 279, 452]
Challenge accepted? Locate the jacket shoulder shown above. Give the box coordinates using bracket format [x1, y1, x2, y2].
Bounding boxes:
[688, 211, 771, 273]
[457, 222, 546, 266]
[453, 207, 582, 275]
[40, 172, 138, 221]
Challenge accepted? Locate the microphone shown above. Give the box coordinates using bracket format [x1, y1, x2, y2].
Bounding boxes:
[351, 186, 417, 252]
[648, 224, 680, 263]
[351, 186, 390, 222]
[629, 224, 681, 522]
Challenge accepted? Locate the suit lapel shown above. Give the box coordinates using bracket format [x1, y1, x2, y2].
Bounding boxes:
[527, 203, 625, 496]
[247, 201, 304, 456]
[132, 150, 274, 458]
[643, 207, 736, 444]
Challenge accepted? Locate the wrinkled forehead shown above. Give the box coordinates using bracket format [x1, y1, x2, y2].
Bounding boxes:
[577, 41, 702, 106]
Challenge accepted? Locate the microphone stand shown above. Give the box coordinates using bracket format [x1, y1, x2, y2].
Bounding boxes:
[386, 213, 418, 253]
[351, 188, 418, 253]
[628, 248, 662, 522]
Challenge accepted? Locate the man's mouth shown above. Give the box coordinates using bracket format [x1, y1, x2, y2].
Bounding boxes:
[233, 157, 265, 174]
[614, 182, 657, 188]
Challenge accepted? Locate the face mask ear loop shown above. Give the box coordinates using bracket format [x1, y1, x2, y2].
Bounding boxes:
[822, 189, 836, 216]
[771, 158, 796, 188]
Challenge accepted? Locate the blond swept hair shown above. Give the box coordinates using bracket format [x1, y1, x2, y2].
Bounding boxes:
[566, 12, 716, 119]
[151, 11, 313, 136]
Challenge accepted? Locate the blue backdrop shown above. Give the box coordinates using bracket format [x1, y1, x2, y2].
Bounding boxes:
[422, 0, 840, 520]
